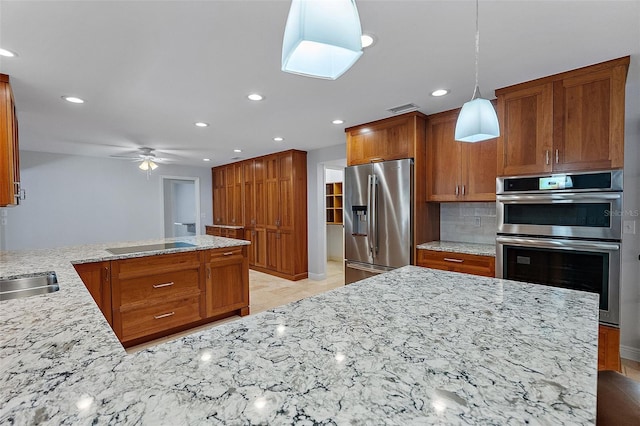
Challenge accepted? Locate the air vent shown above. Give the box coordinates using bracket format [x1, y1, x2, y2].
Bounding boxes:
[231, 156, 242, 160]
[387, 103, 420, 115]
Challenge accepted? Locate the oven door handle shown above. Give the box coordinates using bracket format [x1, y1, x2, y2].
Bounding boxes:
[497, 193, 622, 202]
[496, 236, 620, 252]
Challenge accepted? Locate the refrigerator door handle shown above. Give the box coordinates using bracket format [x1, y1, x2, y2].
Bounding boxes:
[368, 174, 378, 257]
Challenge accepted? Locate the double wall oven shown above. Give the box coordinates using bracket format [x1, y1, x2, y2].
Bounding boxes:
[496, 170, 623, 326]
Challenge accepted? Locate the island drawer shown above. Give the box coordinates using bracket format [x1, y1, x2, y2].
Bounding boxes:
[118, 295, 203, 342]
[116, 268, 202, 306]
[417, 249, 495, 277]
[205, 246, 245, 262]
[114, 251, 202, 280]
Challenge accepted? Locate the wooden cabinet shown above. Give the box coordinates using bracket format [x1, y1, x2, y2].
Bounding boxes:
[496, 56, 629, 176]
[345, 111, 440, 263]
[212, 167, 226, 225]
[111, 251, 205, 345]
[205, 225, 244, 239]
[0, 74, 20, 207]
[73, 261, 113, 325]
[211, 150, 307, 280]
[204, 246, 249, 318]
[417, 249, 495, 277]
[426, 108, 497, 202]
[326, 182, 343, 224]
[598, 324, 621, 372]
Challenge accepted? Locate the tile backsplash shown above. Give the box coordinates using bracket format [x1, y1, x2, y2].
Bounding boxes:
[440, 202, 497, 245]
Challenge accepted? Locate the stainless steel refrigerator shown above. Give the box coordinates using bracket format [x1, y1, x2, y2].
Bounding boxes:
[344, 159, 413, 284]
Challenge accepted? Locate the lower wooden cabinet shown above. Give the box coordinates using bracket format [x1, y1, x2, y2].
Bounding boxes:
[205, 225, 245, 239]
[73, 261, 112, 325]
[417, 249, 495, 277]
[598, 324, 621, 372]
[75, 246, 249, 347]
[205, 246, 249, 317]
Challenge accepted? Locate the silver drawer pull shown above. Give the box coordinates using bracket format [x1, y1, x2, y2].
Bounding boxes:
[154, 311, 175, 320]
[152, 282, 174, 289]
[223, 252, 234, 256]
[443, 258, 464, 263]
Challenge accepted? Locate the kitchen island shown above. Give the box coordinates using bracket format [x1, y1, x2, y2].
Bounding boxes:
[1, 240, 599, 424]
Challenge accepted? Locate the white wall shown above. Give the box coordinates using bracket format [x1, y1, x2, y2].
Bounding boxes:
[307, 143, 347, 280]
[620, 56, 640, 361]
[0, 151, 212, 250]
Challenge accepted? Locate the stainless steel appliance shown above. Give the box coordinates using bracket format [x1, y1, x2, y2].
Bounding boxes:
[496, 170, 623, 325]
[344, 159, 413, 284]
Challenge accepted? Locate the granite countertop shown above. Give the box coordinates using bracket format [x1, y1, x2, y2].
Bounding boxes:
[417, 241, 497, 257]
[206, 224, 245, 230]
[1, 240, 598, 424]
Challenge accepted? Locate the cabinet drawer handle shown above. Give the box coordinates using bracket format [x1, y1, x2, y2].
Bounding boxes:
[555, 149, 559, 164]
[153, 282, 174, 289]
[154, 311, 175, 320]
[443, 258, 464, 263]
[455, 185, 459, 196]
[370, 157, 385, 163]
[545, 150, 550, 165]
[223, 251, 234, 256]
[461, 185, 465, 196]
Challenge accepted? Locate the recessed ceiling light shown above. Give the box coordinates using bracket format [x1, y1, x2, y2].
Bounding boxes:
[431, 89, 449, 97]
[248, 93, 263, 101]
[332, 119, 344, 125]
[273, 137, 284, 142]
[194, 122, 209, 127]
[0, 48, 16, 57]
[361, 34, 375, 48]
[62, 96, 85, 104]
[233, 149, 242, 153]
[203, 158, 211, 162]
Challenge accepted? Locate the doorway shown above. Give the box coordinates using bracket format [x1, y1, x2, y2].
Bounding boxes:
[325, 165, 345, 282]
[162, 177, 200, 238]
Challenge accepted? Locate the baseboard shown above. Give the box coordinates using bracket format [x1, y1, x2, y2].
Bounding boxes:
[620, 345, 640, 362]
[308, 272, 326, 281]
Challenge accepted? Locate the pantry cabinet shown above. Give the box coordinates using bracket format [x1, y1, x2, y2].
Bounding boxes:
[212, 167, 226, 225]
[426, 108, 497, 202]
[496, 56, 628, 176]
[0, 74, 21, 207]
[211, 149, 307, 280]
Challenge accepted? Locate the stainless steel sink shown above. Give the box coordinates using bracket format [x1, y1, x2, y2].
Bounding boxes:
[0, 272, 59, 301]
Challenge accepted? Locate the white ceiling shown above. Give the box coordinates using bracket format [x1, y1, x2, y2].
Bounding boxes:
[1, 1, 639, 167]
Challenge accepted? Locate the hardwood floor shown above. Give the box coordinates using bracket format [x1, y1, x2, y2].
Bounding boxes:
[621, 358, 640, 381]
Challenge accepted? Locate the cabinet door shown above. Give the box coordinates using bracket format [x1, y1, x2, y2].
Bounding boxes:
[266, 229, 279, 270]
[278, 152, 294, 230]
[553, 65, 626, 172]
[225, 164, 243, 225]
[254, 157, 266, 228]
[277, 230, 295, 276]
[265, 155, 279, 228]
[347, 117, 412, 166]
[598, 324, 621, 372]
[212, 167, 226, 225]
[497, 83, 553, 176]
[243, 160, 255, 227]
[206, 248, 249, 317]
[0, 76, 19, 207]
[73, 261, 112, 324]
[253, 227, 268, 269]
[463, 138, 497, 201]
[427, 111, 462, 202]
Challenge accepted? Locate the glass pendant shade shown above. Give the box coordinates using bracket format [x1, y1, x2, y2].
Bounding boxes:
[281, 0, 363, 80]
[138, 159, 158, 171]
[455, 94, 500, 142]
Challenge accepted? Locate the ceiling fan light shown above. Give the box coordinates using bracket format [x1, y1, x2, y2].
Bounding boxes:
[149, 160, 158, 170]
[281, 0, 363, 80]
[454, 96, 500, 142]
[139, 160, 150, 171]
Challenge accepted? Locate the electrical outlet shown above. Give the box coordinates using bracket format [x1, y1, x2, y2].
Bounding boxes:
[1, 218, 7, 226]
[0, 209, 7, 217]
[474, 216, 481, 227]
[623, 220, 636, 235]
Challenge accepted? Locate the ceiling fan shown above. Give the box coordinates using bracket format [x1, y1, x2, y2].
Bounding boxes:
[110, 147, 174, 172]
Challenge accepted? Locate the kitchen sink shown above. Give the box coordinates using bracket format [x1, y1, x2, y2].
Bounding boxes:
[0, 272, 59, 301]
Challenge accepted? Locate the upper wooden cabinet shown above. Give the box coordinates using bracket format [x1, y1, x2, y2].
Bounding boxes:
[345, 112, 425, 166]
[496, 56, 629, 176]
[212, 167, 226, 225]
[427, 108, 497, 202]
[0, 74, 20, 207]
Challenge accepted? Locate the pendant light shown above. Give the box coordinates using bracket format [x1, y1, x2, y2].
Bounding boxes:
[281, 0, 363, 80]
[455, 0, 499, 142]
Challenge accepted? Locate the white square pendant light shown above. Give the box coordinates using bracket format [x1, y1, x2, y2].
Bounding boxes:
[282, 0, 363, 80]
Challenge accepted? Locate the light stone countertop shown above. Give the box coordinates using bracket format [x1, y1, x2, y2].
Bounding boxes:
[1, 237, 598, 425]
[417, 240, 497, 257]
[206, 224, 245, 230]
